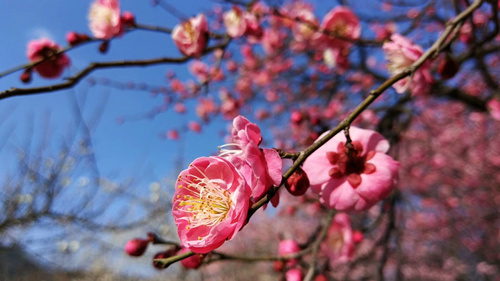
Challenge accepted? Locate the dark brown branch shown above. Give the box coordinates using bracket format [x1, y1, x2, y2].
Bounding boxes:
[0, 39, 230, 100]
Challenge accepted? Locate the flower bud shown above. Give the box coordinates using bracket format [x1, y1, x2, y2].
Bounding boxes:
[314, 274, 327, 281]
[286, 268, 303, 281]
[352, 230, 364, 244]
[273, 260, 285, 272]
[290, 110, 303, 124]
[179, 248, 205, 269]
[99, 41, 110, 54]
[66, 32, 90, 46]
[279, 239, 301, 266]
[121, 11, 136, 27]
[285, 168, 310, 196]
[20, 69, 32, 84]
[125, 238, 150, 257]
[437, 54, 459, 80]
[152, 248, 178, 270]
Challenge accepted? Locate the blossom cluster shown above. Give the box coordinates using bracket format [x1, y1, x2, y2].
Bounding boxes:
[171, 115, 399, 266]
[172, 116, 282, 254]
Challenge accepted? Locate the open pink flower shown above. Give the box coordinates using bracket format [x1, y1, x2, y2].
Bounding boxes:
[172, 14, 208, 57]
[219, 116, 282, 202]
[279, 239, 301, 266]
[321, 213, 354, 265]
[223, 6, 260, 39]
[88, 0, 122, 40]
[26, 38, 70, 79]
[172, 156, 251, 253]
[383, 34, 433, 95]
[302, 127, 398, 211]
[292, 9, 319, 42]
[286, 268, 303, 281]
[319, 6, 360, 49]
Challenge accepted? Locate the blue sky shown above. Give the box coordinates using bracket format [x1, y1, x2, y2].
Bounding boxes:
[0, 0, 228, 183]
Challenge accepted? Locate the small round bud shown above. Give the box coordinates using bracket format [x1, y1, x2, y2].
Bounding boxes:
[286, 268, 303, 281]
[352, 230, 364, 244]
[285, 168, 310, 196]
[179, 248, 205, 269]
[121, 11, 136, 27]
[99, 41, 110, 54]
[20, 69, 32, 84]
[290, 111, 303, 124]
[66, 32, 90, 46]
[125, 238, 150, 257]
[273, 260, 285, 272]
[314, 274, 328, 281]
[437, 54, 459, 80]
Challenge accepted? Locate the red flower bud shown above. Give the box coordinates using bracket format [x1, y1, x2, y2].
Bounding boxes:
[153, 248, 178, 270]
[66, 32, 90, 46]
[179, 248, 205, 269]
[121, 11, 136, 27]
[273, 260, 285, 272]
[125, 238, 150, 257]
[437, 54, 459, 80]
[314, 274, 328, 281]
[352, 230, 364, 244]
[20, 69, 32, 84]
[99, 41, 110, 54]
[290, 110, 303, 124]
[285, 167, 310, 196]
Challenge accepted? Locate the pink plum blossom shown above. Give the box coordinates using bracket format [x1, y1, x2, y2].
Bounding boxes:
[26, 38, 71, 79]
[286, 268, 303, 281]
[88, 0, 122, 40]
[172, 156, 251, 253]
[383, 34, 433, 95]
[321, 213, 354, 265]
[172, 14, 208, 57]
[223, 6, 260, 39]
[219, 116, 282, 202]
[302, 127, 398, 211]
[279, 239, 301, 266]
[292, 9, 319, 42]
[319, 6, 360, 49]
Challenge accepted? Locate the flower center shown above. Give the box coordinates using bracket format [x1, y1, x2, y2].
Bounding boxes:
[326, 141, 377, 188]
[183, 21, 196, 41]
[326, 230, 345, 252]
[328, 20, 348, 37]
[386, 50, 414, 74]
[176, 167, 232, 229]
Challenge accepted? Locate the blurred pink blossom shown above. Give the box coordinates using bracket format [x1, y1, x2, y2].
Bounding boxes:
[27, 38, 70, 79]
[172, 14, 208, 57]
[383, 34, 433, 95]
[321, 213, 354, 265]
[88, 0, 122, 39]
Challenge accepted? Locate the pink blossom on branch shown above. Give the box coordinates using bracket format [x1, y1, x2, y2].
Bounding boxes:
[319, 6, 361, 49]
[321, 213, 354, 265]
[302, 127, 398, 211]
[172, 156, 251, 253]
[223, 6, 262, 39]
[26, 38, 71, 79]
[172, 14, 208, 58]
[383, 33, 433, 95]
[219, 116, 282, 204]
[88, 0, 122, 40]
